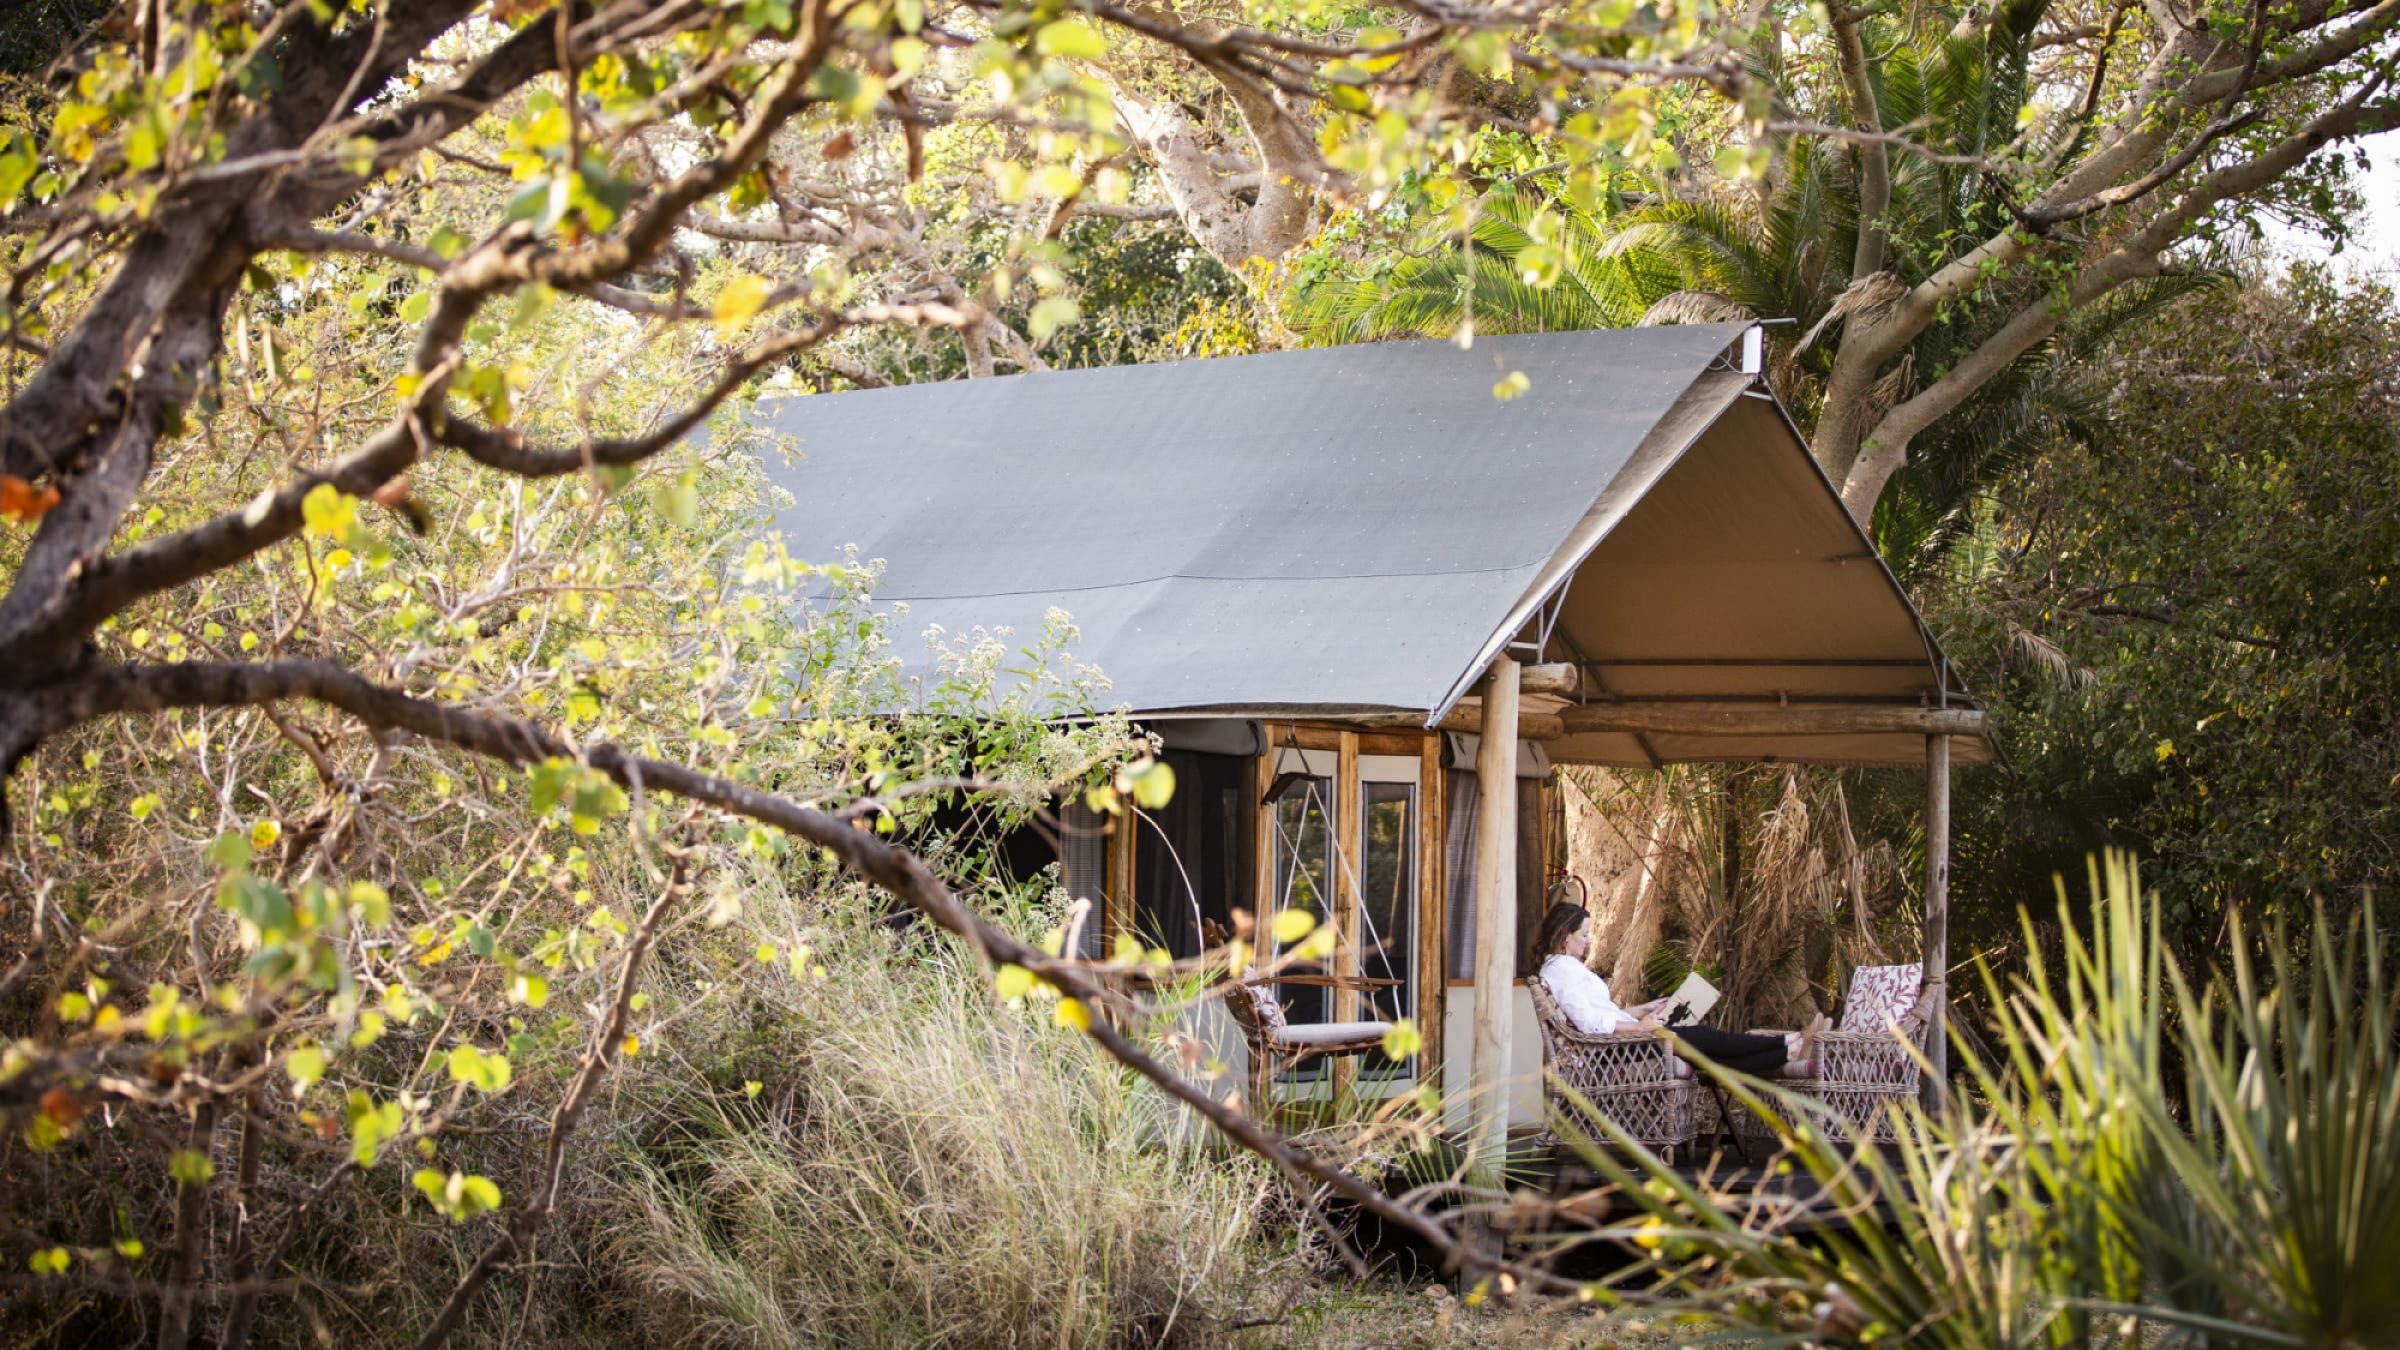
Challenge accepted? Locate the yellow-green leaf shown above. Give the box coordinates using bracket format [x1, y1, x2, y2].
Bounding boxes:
[1270, 909, 1317, 945]
[712, 275, 771, 338]
[995, 963, 1036, 1002]
[287, 1043, 326, 1094]
[1126, 759, 1176, 810]
[1033, 18, 1107, 59]
[445, 1044, 512, 1093]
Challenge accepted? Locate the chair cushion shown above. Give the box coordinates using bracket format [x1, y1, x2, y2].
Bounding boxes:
[1236, 983, 1286, 1037]
[1842, 964, 1924, 1034]
[1267, 1020, 1392, 1049]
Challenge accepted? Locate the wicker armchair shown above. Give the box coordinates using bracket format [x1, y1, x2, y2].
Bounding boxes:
[1222, 981, 1392, 1112]
[1744, 963, 1933, 1144]
[1528, 978, 1696, 1162]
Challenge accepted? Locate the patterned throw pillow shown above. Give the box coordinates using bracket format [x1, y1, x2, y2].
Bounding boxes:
[1842, 964, 1924, 1035]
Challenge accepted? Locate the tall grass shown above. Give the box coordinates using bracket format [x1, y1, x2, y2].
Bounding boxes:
[578, 883, 1276, 1348]
[1569, 852, 2400, 1346]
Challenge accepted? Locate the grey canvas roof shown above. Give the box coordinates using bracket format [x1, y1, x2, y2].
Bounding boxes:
[747, 323, 1989, 767]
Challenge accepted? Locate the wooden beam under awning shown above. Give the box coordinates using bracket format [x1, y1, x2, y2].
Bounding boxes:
[1372, 701, 1987, 741]
[1554, 703, 1989, 739]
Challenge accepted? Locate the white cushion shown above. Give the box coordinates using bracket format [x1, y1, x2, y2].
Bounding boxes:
[1267, 1020, 1392, 1049]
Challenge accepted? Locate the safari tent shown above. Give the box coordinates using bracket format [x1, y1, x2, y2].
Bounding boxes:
[749, 321, 1993, 1138]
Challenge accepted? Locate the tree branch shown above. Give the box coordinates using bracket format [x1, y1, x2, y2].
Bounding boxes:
[1, 656, 1583, 1306]
[1842, 84, 2400, 518]
[1830, 4, 1891, 278]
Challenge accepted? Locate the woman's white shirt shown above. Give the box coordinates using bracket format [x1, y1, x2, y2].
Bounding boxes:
[1539, 954, 1634, 1035]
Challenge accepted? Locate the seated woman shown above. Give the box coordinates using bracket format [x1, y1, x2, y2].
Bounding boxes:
[1532, 902, 1817, 1077]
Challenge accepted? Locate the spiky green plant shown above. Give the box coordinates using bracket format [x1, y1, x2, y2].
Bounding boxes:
[1555, 852, 2400, 1346]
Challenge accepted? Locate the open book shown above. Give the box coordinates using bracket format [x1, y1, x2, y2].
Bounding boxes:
[1659, 972, 1721, 1027]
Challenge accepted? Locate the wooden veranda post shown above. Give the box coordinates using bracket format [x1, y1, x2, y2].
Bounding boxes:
[1923, 733, 1952, 1111]
[1470, 655, 1520, 1169]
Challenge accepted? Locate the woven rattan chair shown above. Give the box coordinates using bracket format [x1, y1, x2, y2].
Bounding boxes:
[1223, 981, 1392, 1112]
[1742, 963, 1933, 1144]
[1528, 978, 1696, 1162]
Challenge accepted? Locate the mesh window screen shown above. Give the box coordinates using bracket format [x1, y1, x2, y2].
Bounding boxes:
[1264, 775, 1334, 1028]
[1359, 780, 1417, 1075]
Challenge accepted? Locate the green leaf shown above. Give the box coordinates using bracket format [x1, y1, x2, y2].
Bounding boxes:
[1493, 371, 1532, 401]
[346, 1092, 404, 1165]
[413, 1168, 504, 1222]
[169, 1148, 216, 1185]
[347, 882, 391, 927]
[1027, 296, 1081, 343]
[206, 831, 254, 870]
[650, 469, 701, 529]
[528, 759, 573, 816]
[217, 874, 294, 936]
[1381, 1019, 1424, 1060]
[446, 1044, 513, 1093]
[0, 130, 37, 203]
[287, 1043, 326, 1093]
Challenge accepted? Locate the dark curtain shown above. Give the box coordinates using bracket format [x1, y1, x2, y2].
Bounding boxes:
[1444, 772, 1548, 979]
[1132, 748, 1255, 958]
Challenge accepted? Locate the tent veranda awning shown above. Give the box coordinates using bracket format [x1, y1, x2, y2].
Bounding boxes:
[743, 321, 1993, 768]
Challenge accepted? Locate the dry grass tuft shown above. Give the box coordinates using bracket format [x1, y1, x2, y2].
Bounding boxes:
[579, 881, 1276, 1348]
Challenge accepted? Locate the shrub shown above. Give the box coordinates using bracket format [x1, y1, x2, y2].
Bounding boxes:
[1575, 852, 2400, 1346]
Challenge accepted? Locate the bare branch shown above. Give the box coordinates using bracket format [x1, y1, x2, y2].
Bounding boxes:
[437, 313, 848, 476]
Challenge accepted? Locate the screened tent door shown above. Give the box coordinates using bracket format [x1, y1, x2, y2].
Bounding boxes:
[1353, 754, 1420, 1092]
[1262, 746, 1422, 1094]
[1264, 747, 1338, 1031]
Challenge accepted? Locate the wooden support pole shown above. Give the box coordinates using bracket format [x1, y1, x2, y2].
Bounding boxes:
[1922, 733, 1951, 1112]
[1470, 655, 1520, 1171]
[1558, 703, 1988, 738]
